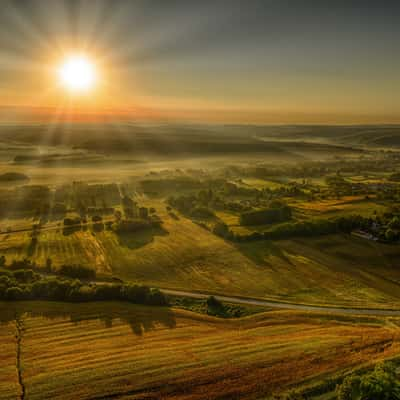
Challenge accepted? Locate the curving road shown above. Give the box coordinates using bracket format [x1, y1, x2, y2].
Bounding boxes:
[161, 288, 400, 317]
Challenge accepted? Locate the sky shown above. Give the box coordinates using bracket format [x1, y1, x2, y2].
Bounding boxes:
[1, 0, 400, 124]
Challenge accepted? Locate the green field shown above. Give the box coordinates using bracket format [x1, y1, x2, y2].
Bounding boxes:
[1, 301, 400, 400]
[1, 204, 400, 309]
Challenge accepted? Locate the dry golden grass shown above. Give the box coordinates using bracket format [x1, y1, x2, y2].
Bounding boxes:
[0, 320, 20, 400]
[1, 301, 400, 400]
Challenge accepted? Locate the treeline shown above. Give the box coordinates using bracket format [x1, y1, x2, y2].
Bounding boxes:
[239, 204, 292, 226]
[113, 217, 162, 233]
[0, 270, 167, 305]
[215, 215, 371, 242]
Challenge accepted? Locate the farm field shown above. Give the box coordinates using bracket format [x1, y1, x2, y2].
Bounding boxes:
[1, 204, 400, 308]
[291, 196, 386, 218]
[1, 301, 400, 400]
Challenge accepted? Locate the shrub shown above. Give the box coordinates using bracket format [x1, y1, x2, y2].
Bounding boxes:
[12, 269, 37, 283]
[207, 296, 222, 309]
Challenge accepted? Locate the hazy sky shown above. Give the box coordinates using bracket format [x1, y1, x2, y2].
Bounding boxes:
[1, 0, 400, 124]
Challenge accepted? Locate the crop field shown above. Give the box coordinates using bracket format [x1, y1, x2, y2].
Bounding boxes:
[0, 320, 20, 400]
[291, 196, 386, 217]
[1, 301, 400, 400]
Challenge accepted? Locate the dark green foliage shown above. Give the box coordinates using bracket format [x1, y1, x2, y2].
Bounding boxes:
[206, 295, 222, 309]
[170, 296, 256, 318]
[59, 264, 96, 280]
[189, 206, 215, 219]
[336, 362, 400, 400]
[12, 269, 38, 283]
[234, 215, 370, 242]
[0, 272, 168, 306]
[8, 258, 37, 270]
[5, 286, 26, 300]
[240, 206, 292, 226]
[213, 222, 230, 238]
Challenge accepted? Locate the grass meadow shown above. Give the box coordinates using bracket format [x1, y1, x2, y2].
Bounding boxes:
[1, 201, 400, 309]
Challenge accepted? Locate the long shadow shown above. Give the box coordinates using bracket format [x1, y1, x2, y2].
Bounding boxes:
[235, 240, 294, 267]
[0, 301, 176, 336]
[27, 237, 37, 257]
[63, 225, 82, 236]
[116, 226, 169, 250]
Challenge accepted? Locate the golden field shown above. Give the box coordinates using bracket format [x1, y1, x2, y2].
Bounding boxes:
[1, 301, 400, 399]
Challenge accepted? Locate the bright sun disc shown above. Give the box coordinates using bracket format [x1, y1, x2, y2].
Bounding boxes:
[58, 55, 96, 92]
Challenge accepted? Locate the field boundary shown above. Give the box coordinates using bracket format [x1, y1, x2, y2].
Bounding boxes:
[162, 288, 400, 316]
[15, 313, 25, 400]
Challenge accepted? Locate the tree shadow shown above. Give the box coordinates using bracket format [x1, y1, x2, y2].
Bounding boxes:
[63, 225, 81, 236]
[27, 237, 38, 257]
[93, 223, 104, 232]
[235, 240, 294, 267]
[0, 301, 176, 336]
[116, 226, 169, 250]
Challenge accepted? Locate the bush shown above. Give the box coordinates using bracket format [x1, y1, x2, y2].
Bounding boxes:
[12, 269, 37, 283]
[207, 296, 222, 309]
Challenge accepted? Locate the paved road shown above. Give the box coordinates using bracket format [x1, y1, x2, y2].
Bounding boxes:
[162, 289, 400, 316]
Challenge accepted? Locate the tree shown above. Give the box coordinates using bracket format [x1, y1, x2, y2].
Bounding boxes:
[385, 228, 397, 242]
[388, 216, 400, 230]
[206, 296, 222, 309]
[0, 255, 5, 267]
[337, 363, 400, 400]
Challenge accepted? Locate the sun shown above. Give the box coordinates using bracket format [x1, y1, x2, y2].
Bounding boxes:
[58, 55, 97, 92]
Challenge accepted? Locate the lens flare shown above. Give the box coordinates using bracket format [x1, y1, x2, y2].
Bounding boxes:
[58, 55, 96, 92]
